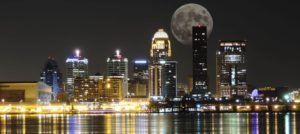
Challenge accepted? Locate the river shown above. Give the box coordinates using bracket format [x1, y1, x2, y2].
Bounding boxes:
[0, 112, 299, 133]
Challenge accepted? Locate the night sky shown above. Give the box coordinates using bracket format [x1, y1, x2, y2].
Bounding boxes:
[0, 1, 299, 91]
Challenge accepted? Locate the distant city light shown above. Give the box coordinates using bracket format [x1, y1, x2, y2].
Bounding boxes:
[284, 94, 289, 100]
[134, 60, 147, 64]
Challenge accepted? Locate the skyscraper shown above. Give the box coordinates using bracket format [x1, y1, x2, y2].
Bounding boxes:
[106, 50, 128, 97]
[65, 49, 88, 99]
[131, 60, 149, 97]
[163, 61, 177, 98]
[149, 29, 171, 97]
[40, 57, 62, 100]
[133, 60, 149, 80]
[192, 26, 208, 96]
[216, 40, 247, 98]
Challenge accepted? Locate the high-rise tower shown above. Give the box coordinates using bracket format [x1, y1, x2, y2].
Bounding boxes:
[65, 49, 88, 99]
[149, 29, 172, 97]
[106, 50, 128, 97]
[133, 60, 149, 80]
[40, 57, 62, 100]
[163, 61, 177, 98]
[192, 26, 208, 96]
[216, 40, 247, 98]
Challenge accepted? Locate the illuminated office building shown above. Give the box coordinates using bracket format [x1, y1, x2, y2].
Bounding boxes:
[74, 77, 99, 102]
[40, 57, 62, 100]
[149, 29, 171, 97]
[192, 26, 208, 96]
[98, 76, 124, 102]
[106, 50, 128, 97]
[65, 49, 88, 99]
[216, 40, 247, 98]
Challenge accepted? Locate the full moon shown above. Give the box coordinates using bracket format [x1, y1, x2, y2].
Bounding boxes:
[171, 3, 213, 45]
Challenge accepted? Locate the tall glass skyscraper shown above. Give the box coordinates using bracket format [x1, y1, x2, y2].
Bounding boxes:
[149, 29, 172, 97]
[133, 60, 149, 80]
[106, 50, 128, 97]
[192, 26, 208, 96]
[132, 60, 149, 97]
[65, 49, 88, 99]
[216, 40, 247, 98]
[40, 57, 62, 100]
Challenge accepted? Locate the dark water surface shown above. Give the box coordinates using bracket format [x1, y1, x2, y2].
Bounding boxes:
[0, 112, 299, 133]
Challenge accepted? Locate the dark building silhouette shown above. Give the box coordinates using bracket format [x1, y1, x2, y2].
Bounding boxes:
[163, 61, 177, 98]
[40, 57, 62, 100]
[192, 26, 208, 96]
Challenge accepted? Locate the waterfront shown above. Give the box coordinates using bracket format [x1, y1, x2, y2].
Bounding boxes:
[0, 112, 299, 133]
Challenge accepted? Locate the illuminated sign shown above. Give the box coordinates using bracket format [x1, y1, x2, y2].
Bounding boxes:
[134, 60, 147, 64]
[225, 55, 241, 62]
[159, 60, 166, 64]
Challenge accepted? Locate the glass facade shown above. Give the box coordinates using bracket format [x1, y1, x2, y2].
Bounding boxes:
[133, 60, 149, 80]
[216, 40, 247, 98]
[106, 50, 128, 97]
[132, 60, 149, 97]
[40, 57, 62, 100]
[65, 50, 88, 99]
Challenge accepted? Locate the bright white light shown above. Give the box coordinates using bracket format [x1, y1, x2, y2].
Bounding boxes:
[135, 60, 147, 64]
[116, 49, 120, 57]
[159, 60, 166, 64]
[75, 49, 80, 57]
[66, 58, 88, 64]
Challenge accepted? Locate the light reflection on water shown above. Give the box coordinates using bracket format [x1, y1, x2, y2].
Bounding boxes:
[0, 113, 299, 133]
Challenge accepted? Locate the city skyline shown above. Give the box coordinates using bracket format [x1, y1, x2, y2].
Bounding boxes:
[0, 2, 300, 133]
[0, 1, 299, 90]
